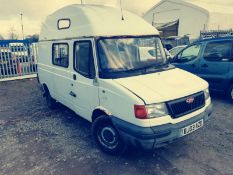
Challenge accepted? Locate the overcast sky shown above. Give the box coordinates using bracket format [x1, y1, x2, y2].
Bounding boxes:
[0, 0, 160, 39]
[0, 0, 232, 39]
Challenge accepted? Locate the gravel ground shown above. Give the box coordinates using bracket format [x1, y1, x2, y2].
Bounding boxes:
[0, 78, 232, 175]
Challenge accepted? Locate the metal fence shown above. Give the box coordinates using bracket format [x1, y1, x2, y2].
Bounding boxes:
[200, 29, 233, 39]
[0, 43, 38, 80]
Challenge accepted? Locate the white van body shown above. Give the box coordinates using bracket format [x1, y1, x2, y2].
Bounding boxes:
[38, 5, 213, 153]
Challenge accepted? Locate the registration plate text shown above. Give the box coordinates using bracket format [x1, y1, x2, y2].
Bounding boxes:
[181, 119, 204, 136]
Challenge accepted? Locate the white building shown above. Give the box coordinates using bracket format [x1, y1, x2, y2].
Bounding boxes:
[143, 0, 233, 38]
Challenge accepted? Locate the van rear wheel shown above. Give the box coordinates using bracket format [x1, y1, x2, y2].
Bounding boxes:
[227, 84, 233, 103]
[45, 91, 57, 109]
[92, 115, 126, 155]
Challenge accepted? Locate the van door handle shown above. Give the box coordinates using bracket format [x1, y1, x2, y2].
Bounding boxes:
[73, 74, 77, 80]
[201, 64, 208, 68]
[69, 91, 77, 98]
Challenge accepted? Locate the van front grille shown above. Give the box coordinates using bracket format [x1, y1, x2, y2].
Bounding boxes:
[167, 92, 205, 119]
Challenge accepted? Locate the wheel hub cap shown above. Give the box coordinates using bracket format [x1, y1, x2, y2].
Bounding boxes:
[98, 126, 118, 149]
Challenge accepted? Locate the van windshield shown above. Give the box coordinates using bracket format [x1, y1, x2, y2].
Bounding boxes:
[97, 36, 167, 78]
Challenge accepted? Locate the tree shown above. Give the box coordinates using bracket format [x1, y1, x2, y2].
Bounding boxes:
[8, 27, 18, 40]
[25, 34, 39, 42]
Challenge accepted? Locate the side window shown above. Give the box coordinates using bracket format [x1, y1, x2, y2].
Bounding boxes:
[74, 41, 95, 79]
[52, 43, 69, 68]
[177, 44, 201, 63]
[204, 41, 232, 62]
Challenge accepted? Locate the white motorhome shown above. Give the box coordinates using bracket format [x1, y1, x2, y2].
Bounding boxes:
[38, 5, 213, 155]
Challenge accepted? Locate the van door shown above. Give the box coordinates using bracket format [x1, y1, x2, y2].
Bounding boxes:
[172, 43, 202, 74]
[51, 43, 74, 107]
[197, 40, 232, 91]
[71, 40, 99, 121]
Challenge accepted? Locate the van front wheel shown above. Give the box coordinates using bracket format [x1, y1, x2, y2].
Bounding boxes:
[45, 91, 57, 109]
[92, 116, 126, 155]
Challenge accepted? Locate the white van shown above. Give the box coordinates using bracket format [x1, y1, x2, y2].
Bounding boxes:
[38, 5, 213, 155]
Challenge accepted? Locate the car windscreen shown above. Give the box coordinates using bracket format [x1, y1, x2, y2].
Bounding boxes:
[97, 36, 167, 78]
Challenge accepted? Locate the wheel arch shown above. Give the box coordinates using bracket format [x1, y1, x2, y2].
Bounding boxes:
[42, 83, 50, 97]
[92, 107, 112, 122]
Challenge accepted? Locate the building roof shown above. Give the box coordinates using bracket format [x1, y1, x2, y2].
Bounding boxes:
[144, 0, 209, 17]
[185, 0, 233, 15]
[144, 0, 233, 30]
[145, 0, 233, 15]
[156, 19, 179, 30]
[40, 5, 159, 41]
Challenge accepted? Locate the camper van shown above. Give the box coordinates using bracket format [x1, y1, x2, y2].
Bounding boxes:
[38, 5, 213, 155]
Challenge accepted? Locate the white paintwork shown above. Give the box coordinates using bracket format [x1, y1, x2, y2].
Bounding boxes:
[38, 5, 209, 128]
[40, 4, 159, 41]
[144, 0, 233, 39]
[114, 68, 208, 104]
[98, 78, 151, 126]
[71, 39, 100, 120]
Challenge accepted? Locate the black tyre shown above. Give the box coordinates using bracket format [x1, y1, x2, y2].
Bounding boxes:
[92, 115, 126, 155]
[45, 90, 57, 109]
[227, 84, 233, 103]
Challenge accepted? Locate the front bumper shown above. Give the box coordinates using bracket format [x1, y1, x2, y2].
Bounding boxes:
[112, 103, 213, 150]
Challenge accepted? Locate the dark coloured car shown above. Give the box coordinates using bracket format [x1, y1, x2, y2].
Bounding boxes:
[171, 36, 233, 102]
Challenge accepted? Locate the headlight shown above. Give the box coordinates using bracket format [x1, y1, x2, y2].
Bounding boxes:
[146, 103, 168, 118]
[134, 103, 168, 119]
[204, 88, 210, 100]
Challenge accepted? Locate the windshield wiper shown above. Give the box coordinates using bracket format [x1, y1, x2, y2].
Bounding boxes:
[125, 63, 164, 74]
[126, 66, 148, 74]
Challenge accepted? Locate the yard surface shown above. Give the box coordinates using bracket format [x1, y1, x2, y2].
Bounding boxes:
[0, 79, 232, 175]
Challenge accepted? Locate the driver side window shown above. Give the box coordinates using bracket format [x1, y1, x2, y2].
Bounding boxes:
[177, 44, 201, 63]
